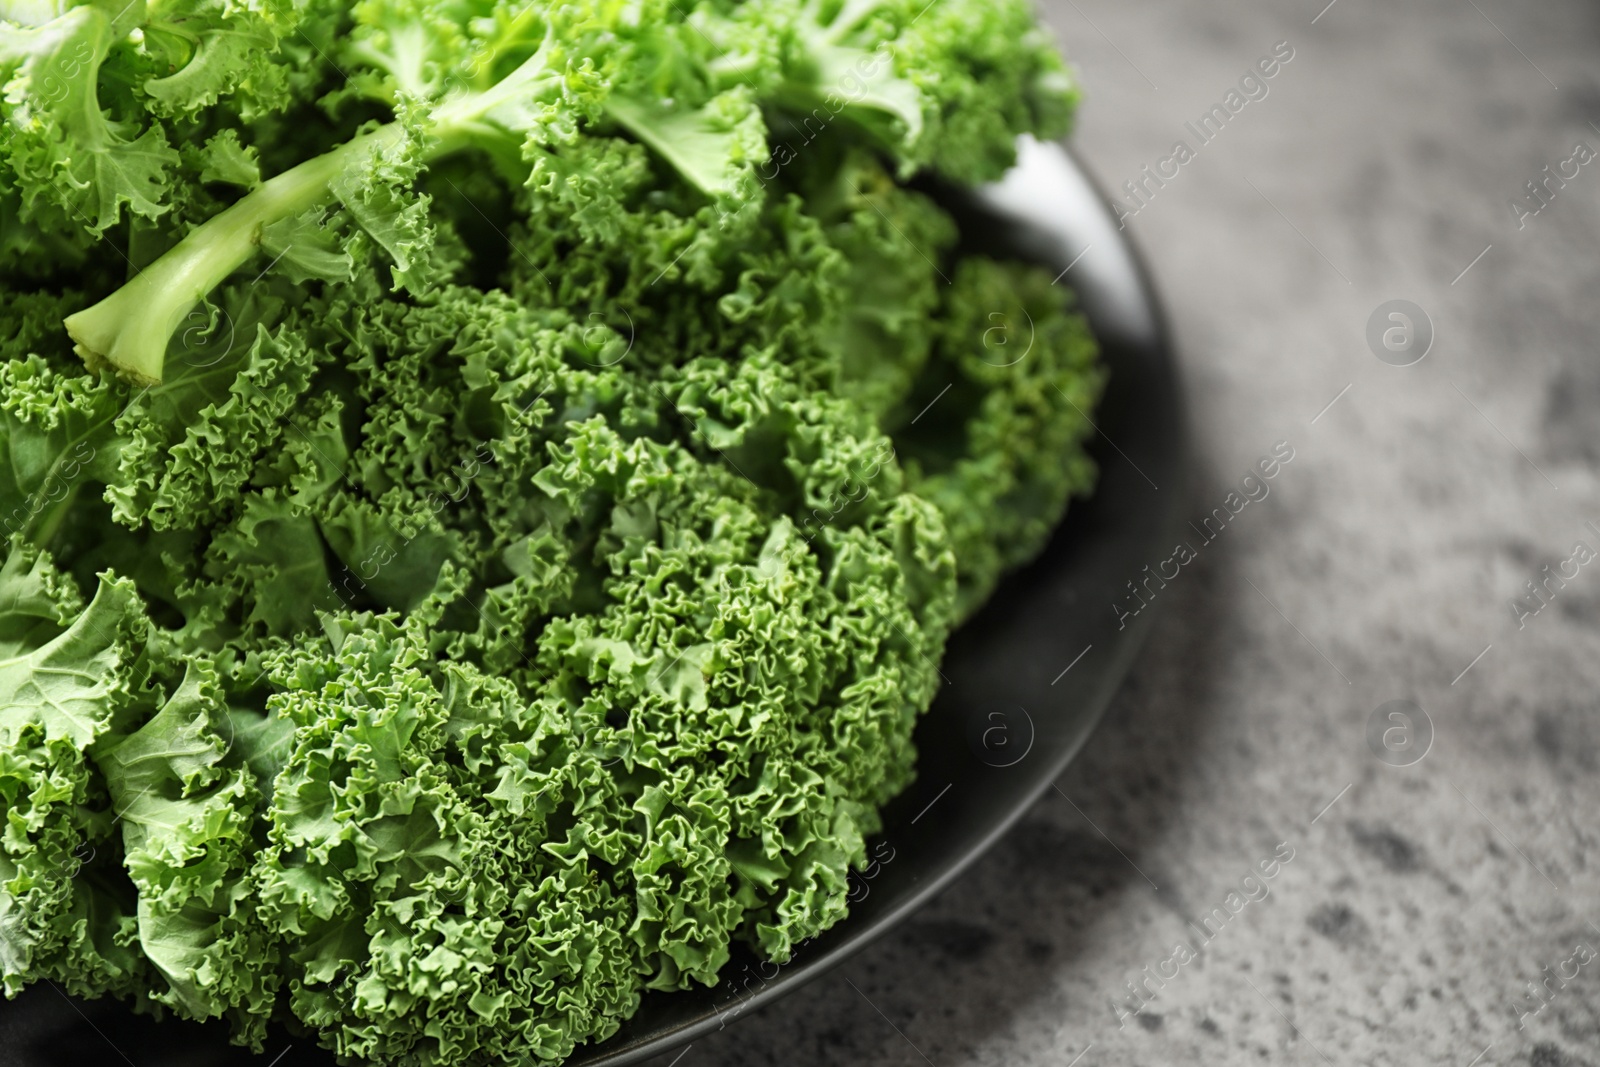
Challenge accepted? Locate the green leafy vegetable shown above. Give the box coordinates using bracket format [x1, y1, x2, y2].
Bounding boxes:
[0, 0, 1103, 1062]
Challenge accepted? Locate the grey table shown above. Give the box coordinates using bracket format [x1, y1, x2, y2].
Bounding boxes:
[643, 0, 1600, 1064]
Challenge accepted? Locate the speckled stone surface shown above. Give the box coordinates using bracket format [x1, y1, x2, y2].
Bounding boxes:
[640, 1, 1600, 1065]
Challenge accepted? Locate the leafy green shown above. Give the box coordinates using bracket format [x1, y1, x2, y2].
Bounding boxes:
[0, 0, 1102, 1063]
[0, 5, 181, 234]
[98, 661, 278, 1036]
[0, 542, 150, 1000]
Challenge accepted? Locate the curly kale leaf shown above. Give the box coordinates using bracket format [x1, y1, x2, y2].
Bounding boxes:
[96, 660, 278, 1042]
[0, 543, 151, 999]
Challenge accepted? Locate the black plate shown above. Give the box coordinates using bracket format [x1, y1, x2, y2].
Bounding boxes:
[0, 138, 1186, 1067]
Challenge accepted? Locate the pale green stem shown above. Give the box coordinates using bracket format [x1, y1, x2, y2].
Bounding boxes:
[63, 38, 554, 384]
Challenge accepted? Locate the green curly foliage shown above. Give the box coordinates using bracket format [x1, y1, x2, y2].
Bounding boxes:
[0, 0, 1102, 1063]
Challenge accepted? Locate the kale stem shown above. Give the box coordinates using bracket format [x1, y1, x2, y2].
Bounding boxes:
[64, 125, 401, 384]
[62, 37, 556, 385]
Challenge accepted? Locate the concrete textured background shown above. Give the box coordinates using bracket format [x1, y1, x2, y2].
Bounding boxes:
[642, 0, 1600, 1064]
